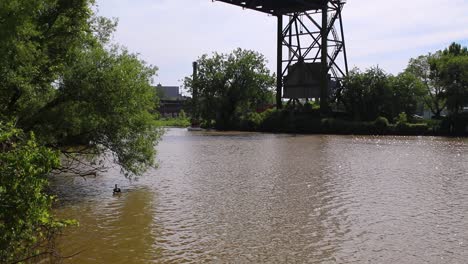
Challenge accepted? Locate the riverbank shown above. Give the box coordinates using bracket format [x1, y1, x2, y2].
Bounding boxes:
[201, 109, 468, 137]
[155, 117, 190, 128]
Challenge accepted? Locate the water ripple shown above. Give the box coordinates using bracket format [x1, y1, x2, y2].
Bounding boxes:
[53, 129, 468, 263]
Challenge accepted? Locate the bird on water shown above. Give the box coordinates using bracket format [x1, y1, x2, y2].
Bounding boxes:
[113, 184, 121, 195]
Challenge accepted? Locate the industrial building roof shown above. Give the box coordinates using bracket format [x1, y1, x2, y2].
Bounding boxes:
[156, 86, 181, 100]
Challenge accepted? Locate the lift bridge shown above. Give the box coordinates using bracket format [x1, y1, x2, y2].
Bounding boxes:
[213, 0, 348, 112]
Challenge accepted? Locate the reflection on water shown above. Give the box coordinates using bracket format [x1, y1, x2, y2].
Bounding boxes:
[53, 129, 468, 263]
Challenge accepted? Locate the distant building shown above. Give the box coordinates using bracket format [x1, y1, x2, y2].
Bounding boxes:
[156, 86, 182, 100]
[155, 85, 187, 117]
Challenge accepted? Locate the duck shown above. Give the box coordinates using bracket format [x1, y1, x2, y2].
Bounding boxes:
[113, 184, 121, 195]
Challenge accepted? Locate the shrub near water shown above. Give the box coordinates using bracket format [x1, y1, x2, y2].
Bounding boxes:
[0, 123, 73, 263]
[321, 118, 375, 134]
[155, 117, 190, 127]
[374, 116, 390, 134]
[235, 109, 437, 135]
[393, 112, 430, 135]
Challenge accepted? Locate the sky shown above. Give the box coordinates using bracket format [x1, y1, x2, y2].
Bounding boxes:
[95, 0, 468, 89]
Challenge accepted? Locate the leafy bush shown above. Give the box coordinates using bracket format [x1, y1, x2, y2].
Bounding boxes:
[373, 116, 389, 133]
[240, 112, 263, 131]
[395, 112, 408, 125]
[258, 109, 287, 132]
[321, 118, 375, 134]
[220, 108, 441, 136]
[155, 117, 190, 127]
[179, 109, 187, 119]
[395, 122, 430, 135]
[0, 123, 73, 263]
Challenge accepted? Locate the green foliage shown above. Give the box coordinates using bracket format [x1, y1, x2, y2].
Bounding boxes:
[222, 109, 440, 136]
[406, 42, 468, 118]
[388, 72, 426, 118]
[305, 100, 320, 110]
[436, 44, 468, 114]
[256, 109, 283, 132]
[179, 109, 187, 119]
[239, 112, 263, 131]
[257, 109, 315, 133]
[406, 53, 447, 118]
[374, 116, 389, 133]
[442, 42, 468, 57]
[395, 112, 408, 125]
[0, 1, 162, 176]
[340, 67, 388, 120]
[0, 0, 93, 120]
[0, 1, 164, 260]
[22, 44, 162, 176]
[155, 117, 190, 127]
[394, 122, 430, 135]
[321, 118, 375, 134]
[185, 48, 275, 130]
[0, 123, 65, 263]
[340, 67, 425, 122]
[393, 112, 430, 134]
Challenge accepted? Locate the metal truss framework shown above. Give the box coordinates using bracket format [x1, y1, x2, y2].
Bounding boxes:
[213, 0, 348, 111]
[281, 2, 348, 92]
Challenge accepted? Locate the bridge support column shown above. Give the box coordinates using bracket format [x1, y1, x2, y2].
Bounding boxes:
[276, 14, 283, 110]
[320, 2, 329, 114]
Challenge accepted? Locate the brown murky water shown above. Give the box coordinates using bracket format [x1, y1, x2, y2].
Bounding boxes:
[52, 128, 468, 263]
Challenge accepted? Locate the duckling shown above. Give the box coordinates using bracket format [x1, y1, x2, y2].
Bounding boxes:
[113, 184, 121, 195]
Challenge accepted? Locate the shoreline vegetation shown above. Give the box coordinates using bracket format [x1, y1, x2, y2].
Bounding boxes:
[1, 1, 162, 262]
[191, 110, 468, 137]
[167, 110, 467, 137]
[184, 44, 467, 138]
[155, 117, 191, 128]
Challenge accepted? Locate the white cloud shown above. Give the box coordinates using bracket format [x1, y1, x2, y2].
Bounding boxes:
[96, 0, 468, 85]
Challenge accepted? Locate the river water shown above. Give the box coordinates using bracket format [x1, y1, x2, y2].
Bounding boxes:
[52, 128, 468, 263]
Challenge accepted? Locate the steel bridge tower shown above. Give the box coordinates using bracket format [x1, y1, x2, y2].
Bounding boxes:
[213, 0, 348, 113]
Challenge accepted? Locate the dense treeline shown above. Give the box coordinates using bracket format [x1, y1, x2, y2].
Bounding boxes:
[1, 0, 161, 262]
[339, 42, 468, 134]
[340, 67, 425, 122]
[186, 43, 468, 135]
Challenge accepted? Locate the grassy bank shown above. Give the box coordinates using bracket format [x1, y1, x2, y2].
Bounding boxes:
[155, 117, 190, 127]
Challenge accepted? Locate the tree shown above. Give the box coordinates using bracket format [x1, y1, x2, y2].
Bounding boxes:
[20, 44, 162, 176]
[340, 67, 425, 122]
[36, 46, 161, 174]
[405, 53, 447, 118]
[0, 123, 70, 263]
[437, 43, 468, 114]
[0, 0, 93, 120]
[405, 43, 468, 118]
[185, 49, 275, 129]
[442, 42, 468, 57]
[0, 1, 162, 261]
[340, 67, 392, 121]
[388, 72, 426, 119]
[1, 0, 162, 176]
